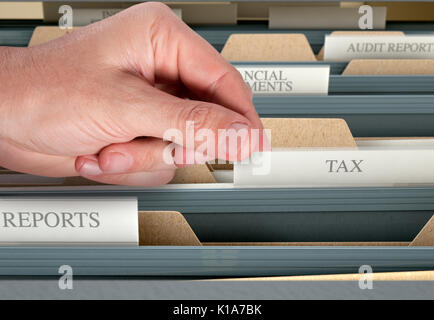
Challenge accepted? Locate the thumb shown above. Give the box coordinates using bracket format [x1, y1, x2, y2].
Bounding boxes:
[117, 85, 258, 163]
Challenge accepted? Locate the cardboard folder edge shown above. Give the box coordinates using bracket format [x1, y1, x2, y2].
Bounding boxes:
[28, 26, 78, 47]
[343, 59, 434, 75]
[221, 33, 317, 62]
[138, 211, 202, 246]
[207, 270, 434, 281]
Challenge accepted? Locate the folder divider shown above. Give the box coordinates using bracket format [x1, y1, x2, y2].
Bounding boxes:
[14, 27, 434, 246]
[140, 210, 434, 247]
[4, 3, 434, 279]
[135, 119, 432, 246]
[29, 27, 434, 77]
[224, 32, 434, 76]
[253, 95, 434, 115]
[197, 24, 434, 53]
[38, 1, 434, 24]
[2, 245, 433, 277]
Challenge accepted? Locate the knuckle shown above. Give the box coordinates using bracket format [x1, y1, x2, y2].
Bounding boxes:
[144, 2, 172, 14]
[180, 103, 216, 131]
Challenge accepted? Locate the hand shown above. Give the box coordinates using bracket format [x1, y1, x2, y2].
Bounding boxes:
[0, 2, 262, 186]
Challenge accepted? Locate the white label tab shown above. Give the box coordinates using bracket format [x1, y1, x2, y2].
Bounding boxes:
[0, 197, 138, 245]
[324, 35, 434, 61]
[235, 65, 330, 96]
[73, 8, 182, 26]
[269, 6, 387, 30]
[234, 149, 434, 187]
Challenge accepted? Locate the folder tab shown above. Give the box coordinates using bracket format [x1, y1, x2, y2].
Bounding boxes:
[235, 149, 434, 186]
[372, 2, 434, 21]
[0, 1, 43, 20]
[72, 8, 123, 26]
[237, 1, 340, 21]
[70, 8, 182, 26]
[317, 31, 404, 60]
[28, 26, 77, 47]
[170, 165, 216, 184]
[261, 118, 356, 148]
[221, 34, 317, 62]
[410, 215, 434, 247]
[269, 6, 387, 30]
[0, 197, 138, 245]
[235, 118, 434, 188]
[235, 65, 330, 95]
[138, 211, 201, 246]
[168, 3, 236, 25]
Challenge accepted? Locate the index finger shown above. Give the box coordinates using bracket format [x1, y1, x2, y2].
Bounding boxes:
[143, 3, 262, 130]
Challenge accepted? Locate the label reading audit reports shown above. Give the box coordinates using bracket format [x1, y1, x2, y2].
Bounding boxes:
[0, 197, 138, 245]
[323, 35, 434, 61]
[235, 65, 330, 95]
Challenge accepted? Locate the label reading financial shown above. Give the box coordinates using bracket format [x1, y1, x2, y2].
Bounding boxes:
[235, 65, 330, 95]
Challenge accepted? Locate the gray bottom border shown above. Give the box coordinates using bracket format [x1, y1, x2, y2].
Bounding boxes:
[1, 278, 434, 300]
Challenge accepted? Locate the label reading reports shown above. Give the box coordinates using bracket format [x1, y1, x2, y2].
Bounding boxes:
[235, 65, 330, 95]
[324, 35, 434, 61]
[0, 197, 138, 245]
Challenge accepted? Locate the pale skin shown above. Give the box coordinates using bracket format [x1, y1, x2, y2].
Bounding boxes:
[0, 2, 263, 186]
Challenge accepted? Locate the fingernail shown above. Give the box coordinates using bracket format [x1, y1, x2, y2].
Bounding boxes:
[219, 122, 250, 160]
[77, 156, 103, 176]
[102, 152, 133, 174]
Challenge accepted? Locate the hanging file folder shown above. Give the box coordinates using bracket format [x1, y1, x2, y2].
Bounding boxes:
[1, 119, 434, 245]
[2, 3, 434, 280]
